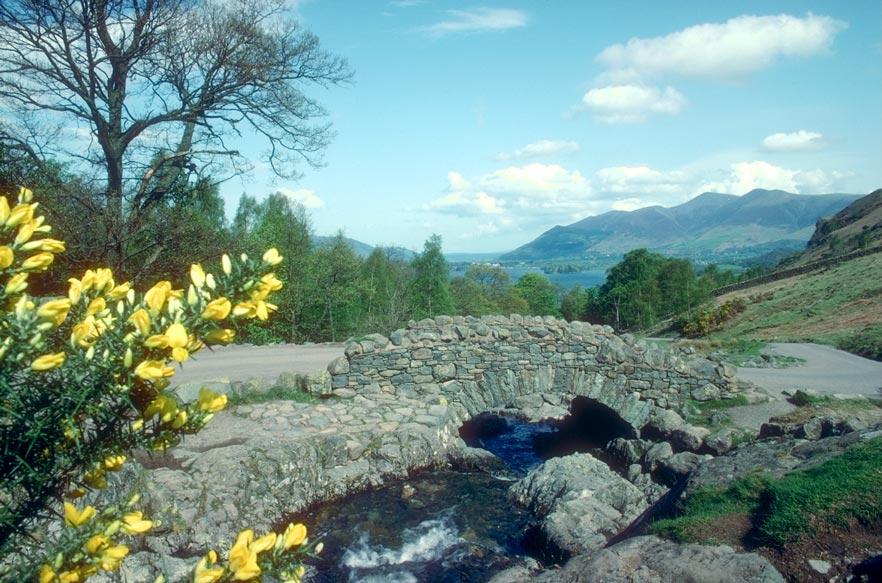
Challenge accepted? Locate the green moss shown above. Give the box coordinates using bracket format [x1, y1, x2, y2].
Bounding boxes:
[228, 376, 319, 406]
[684, 395, 750, 427]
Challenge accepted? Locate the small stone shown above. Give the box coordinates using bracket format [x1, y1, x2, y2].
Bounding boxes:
[332, 388, 357, 399]
[807, 559, 831, 574]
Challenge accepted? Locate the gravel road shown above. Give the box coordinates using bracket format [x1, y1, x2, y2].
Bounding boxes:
[735, 342, 882, 398]
[170, 343, 344, 386]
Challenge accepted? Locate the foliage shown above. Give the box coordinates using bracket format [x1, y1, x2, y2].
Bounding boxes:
[560, 285, 592, 322]
[835, 324, 882, 362]
[0, 187, 317, 582]
[450, 264, 528, 317]
[514, 272, 560, 316]
[0, 0, 351, 277]
[587, 249, 712, 330]
[679, 298, 747, 338]
[409, 234, 455, 319]
[651, 438, 882, 549]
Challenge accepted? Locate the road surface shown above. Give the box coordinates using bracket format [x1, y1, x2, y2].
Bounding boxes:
[171, 343, 344, 386]
[736, 342, 882, 398]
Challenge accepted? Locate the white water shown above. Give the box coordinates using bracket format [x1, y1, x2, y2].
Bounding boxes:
[342, 516, 462, 581]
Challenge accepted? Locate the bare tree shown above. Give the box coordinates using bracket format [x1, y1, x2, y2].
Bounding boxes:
[0, 0, 350, 276]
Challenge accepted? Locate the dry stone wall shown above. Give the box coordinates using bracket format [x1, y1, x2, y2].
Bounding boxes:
[327, 315, 742, 434]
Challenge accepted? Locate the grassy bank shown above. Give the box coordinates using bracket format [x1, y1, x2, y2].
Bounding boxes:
[703, 254, 882, 359]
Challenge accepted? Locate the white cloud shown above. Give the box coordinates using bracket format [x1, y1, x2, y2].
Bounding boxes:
[762, 130, 827, 151]
[580, 85, 685, 123]
[611, 198, 649, 212]
[421, 8, 528, 36]
[696, 161, 847, 194]
[597, 14, 846, 83]
[276, 187, 324, 208]
[595, 166, 691, 194]
[424, 163, 593, 226]
[496, 139, 580, 161]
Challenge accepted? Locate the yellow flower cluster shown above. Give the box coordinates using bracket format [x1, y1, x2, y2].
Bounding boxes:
[38, 502, 154, 582]
[193, 522, 313, 583]
[1, 188, 317, 583]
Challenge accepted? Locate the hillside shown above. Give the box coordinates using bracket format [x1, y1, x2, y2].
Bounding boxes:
[706, 253, 882, 359]
[503, 189, 860, 261]
[797, 188, 882, 265]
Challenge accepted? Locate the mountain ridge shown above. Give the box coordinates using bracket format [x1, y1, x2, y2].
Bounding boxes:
[503, 189, 862, 261]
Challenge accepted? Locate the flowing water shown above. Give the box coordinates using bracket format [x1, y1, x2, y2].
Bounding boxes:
[292, 417, 561, 582]
[289, 400, 639, 581]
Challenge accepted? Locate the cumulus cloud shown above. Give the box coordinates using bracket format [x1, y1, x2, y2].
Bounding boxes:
[579, 85, 685, 124]
[420, 8, 528, 37]
[424, 163, 593, 229]
[276, 187, 324, 208]
[597, 14, 846, 83]
[697, 161, 847, 195]
[595, 165, 692, 194]
[496, 139, 580, 161]
[762, 130, 827, 151]
[611, 198, 650, 212]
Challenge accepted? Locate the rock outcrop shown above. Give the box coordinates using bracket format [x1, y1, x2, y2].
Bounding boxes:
[509, 453, 649, 557]
[490, 535, 785, 583]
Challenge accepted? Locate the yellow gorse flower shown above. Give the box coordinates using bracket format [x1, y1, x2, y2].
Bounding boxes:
[102, 454, 126, 471]
[229, 529, 261, 581]
[37, 298, 72, 327]
[198, 387, 227, 414]
[204, 328, 235, 345]
[121, 511, 153, 534]
[145, 394, 178, 423]
[262, 248, 283, 266]
[5, 271, 27, 294]
[21, 252, 54, 272]
[127, 308, 151, 336]
[282, 522, 307, 550]
[98, 544, 129, 571]
[86, 297, 106, 316]
[134, 360, 175, 380]
[193, 550, 224, 583]
[190, 263, 206, 288]
[201, 297, 231, 320]
[0, 195, 9, 224]
[31, 352, 65, 371]
[0, 245, 13, 269]
[63, 502, 96, 528]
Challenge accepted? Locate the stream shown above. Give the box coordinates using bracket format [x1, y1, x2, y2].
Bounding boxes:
[289, 416, 558, 582]
[292, 401, 631, 582]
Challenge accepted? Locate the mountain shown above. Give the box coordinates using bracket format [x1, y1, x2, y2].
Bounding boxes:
[313, 235, 416, 260]
[502, 189, 862, 261]
[798, 188, 882, 264]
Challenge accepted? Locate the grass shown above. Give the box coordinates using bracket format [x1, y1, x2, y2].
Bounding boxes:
[651, 437, 882, 548]
[705, 254, 882, 355]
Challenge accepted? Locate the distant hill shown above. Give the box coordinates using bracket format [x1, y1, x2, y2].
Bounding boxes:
[313, 235, 415, 260]
[798, 188, 882, 265]
[502, 189, 861, 261]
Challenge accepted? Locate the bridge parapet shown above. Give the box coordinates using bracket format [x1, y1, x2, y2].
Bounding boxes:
[327, 315, 742, 434]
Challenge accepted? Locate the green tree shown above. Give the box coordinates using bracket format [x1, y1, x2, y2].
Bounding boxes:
[560, 285, 591, 322]
[514, 272, 560, 316]
[231, 192, 314, 343]
[357, 247, 413, 333]
[302, 233, 361, 342]
[409, 235, 454, 319]
[596, 249, 666, 329]
[0, 0, 351, 276]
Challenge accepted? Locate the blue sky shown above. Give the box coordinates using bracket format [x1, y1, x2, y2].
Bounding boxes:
[219, 0, 882, 253]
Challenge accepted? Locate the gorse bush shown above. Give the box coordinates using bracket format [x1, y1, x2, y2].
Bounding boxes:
[0, 187, 320, 582]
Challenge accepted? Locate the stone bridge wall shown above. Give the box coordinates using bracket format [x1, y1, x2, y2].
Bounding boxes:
[327, 315, 742, 433]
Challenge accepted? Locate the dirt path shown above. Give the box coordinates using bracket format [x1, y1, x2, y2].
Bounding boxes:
[170, 343, 344, 386]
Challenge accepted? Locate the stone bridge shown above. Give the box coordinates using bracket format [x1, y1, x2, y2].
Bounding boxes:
[327, 315, 743, 436]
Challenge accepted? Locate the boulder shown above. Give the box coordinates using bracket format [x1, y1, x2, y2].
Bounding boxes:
[531, 535, 784, 583]
[510, 453, 648, 555]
